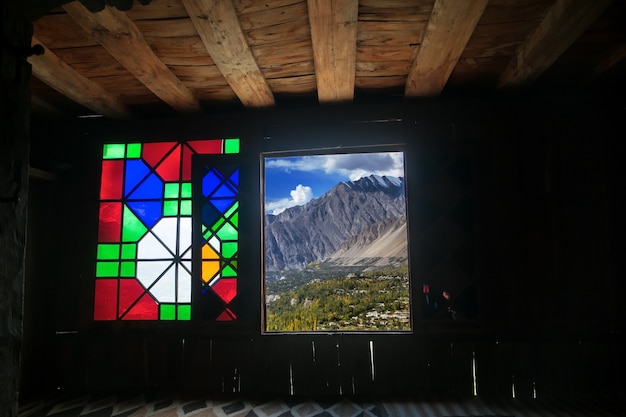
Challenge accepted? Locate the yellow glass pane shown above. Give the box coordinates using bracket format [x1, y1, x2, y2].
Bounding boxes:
[202, 260, 220, 283]
[202, 243, 219, 260]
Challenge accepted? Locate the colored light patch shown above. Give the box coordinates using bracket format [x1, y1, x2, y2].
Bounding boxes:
[163, 200, 179, 216]
[121, 244, 136, 259]
[94, 280, 117, 320]
[98, 202, 122, 242]
[164, 183, 180, 198]
[180, 200, 192, 216]
[122, 293, 159, 320]
[120, 261, 136, 277]
[216, 222, 237, 241]
[222, 242, 238, 259]
[178, 304, 191, 320]
[188, 139, 222, 154]
[122, 206, 148, 242]
[155, 144, 181, 181]
[103, 143, 125, 159]
[202, 169, 222, 197]
[100, 160, 124, 200]
[96, 261, 119, 277]
[142, 142, 177, 169]
[128, 172, 163, 200]
[202, 243, 219, 259]
[126, 143, 141, 158]
[181, 182, 192, 198]
[213, 278, 237, 304]
[160, 304, 176, 320]
[224, 138, 240, 154]
[202, 260, 220, 283]
[222, 264, 237, 277]
[216, 308, 236, 321]
[97, 244, 119, 260]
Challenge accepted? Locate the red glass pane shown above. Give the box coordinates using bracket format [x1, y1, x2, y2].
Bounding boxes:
[212, 278, 237, 304]
[216, 308, 236, 321]
[119, 278, 144, 317]
[94, 279, 118, 320]
[100, 160, 124, 200]
[155, 144, 181, 181]
[188, 139, 222, 155]
[142, 142, 176, 169]
[123, 293, 159, 320]
[98, 202, 122, 242]
[181, 144, 194, 181]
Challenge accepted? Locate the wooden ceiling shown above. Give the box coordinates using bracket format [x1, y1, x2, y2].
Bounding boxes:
[28, 0, 626, 119]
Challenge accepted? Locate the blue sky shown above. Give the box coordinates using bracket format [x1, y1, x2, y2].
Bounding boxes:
[264, 151, 404, 215]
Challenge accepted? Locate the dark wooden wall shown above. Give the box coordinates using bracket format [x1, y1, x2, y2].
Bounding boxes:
[21, 96, 625, 402]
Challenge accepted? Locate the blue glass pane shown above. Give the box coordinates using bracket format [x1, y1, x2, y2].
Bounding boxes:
[213, 182, 236, 199]
[202, 169, 223, 197]
[229, 169, 239, 187]
[202, 202, 221, 228]
[211, 197, 235, 214]
[127, 201, 163, 228]
[124, 160, 151, 197]
[128, 172, 163, 200]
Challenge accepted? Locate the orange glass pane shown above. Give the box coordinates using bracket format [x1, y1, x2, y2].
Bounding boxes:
[202, 260, 220, 283]
[202, 243, 219, 260]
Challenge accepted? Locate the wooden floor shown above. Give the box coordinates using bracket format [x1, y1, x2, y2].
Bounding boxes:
[18, 390, 626, 417]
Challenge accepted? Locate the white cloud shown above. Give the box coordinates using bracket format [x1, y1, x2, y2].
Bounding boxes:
[266, 184, 313, 215]
[266, 152, 404, 181]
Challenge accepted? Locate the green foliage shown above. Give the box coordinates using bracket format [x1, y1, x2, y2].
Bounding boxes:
[265, 264, 410, 332]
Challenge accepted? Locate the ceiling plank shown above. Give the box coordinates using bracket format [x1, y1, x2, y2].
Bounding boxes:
[62, 1, 201, 113]
[405, 0, 489, 98]
[498, 0, 613, 89]
[28, 36, 129, 119]
[181, 0, 275, 108]
[308, 0, 358, 103]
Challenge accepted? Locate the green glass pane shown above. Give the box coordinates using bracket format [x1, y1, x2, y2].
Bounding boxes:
[126, 143, 141, 158]
[163, 200, 179, 216]
[180, 200, 192, 216]
[231, 260, 237, 269]
[122, 206, 148, 242]
[96, 261, 119, 277]
[216, 222, 237, 241]
[181, 182, 192, 198]
[222, 242, 238, 259]
[230, 212, 239, 228]
[222, 264, 237, 277]
[225, 201, 238, 219]
[121, 243, 136, 259]
[120, 261, 135, 277]
[224, 138, 240, 154]
[97, 244, 119, 260]
[178, 304, 191, 320]
[103, 144, 125, 159]
[203, 229, 214, 241]
[164, 183, 179, 198]
[211, 217, 225, 232]
[160, 304, 176, 320]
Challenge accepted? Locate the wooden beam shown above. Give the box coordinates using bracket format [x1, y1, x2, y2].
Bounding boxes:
[28, 36, 129, 119]
[498, 0, 613, 89]
[63, 1, 201, 112]
[405, 0, 488, 98]
[308, 0, 358, 103]
[181, 0, 274, 108]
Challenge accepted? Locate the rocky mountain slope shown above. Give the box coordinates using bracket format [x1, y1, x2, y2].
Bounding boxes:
[264, 175, 408, 272]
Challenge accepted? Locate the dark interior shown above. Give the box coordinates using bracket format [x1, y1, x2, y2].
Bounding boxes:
[2, 1, 626, 416]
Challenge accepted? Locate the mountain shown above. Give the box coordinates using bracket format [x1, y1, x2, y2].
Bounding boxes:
[264, 175, 408, 272]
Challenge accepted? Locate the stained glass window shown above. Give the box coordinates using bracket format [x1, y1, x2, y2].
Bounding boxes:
[94, 139, 240, 321]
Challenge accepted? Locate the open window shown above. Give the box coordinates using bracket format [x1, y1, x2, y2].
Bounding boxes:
[262, 147, 412, 333]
